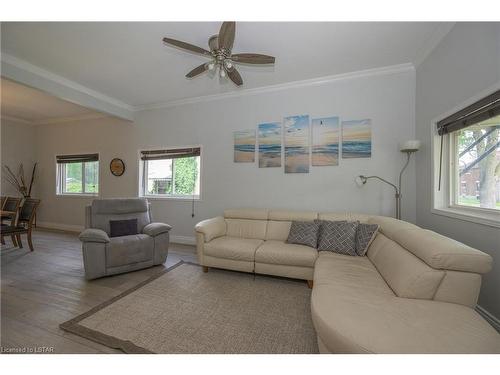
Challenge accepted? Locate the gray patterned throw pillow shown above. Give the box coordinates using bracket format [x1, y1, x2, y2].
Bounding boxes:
[317, 220, 359, 255]
[355, 223, 379, 256]
[286, 221, 320, 248]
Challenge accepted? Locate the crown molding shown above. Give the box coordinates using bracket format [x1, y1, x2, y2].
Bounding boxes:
[1, 53, 135, 121]
[1, 115, 34, 125]
[33, 113, 110, 125]
[2, 52, 415, 117]
[135, 63, 415, 111]
[1, 112, 110, 126]
[413, 23, 455, 68]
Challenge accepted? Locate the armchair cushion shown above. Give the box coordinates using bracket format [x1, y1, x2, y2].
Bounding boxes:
[195, 216, 226, 242]
[142, 222, 172, 237]
[79, 228, 110, 243]
[110, 218, 138, 237]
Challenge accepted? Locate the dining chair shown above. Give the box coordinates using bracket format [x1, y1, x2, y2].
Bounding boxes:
[1, 198, 40, 251]
[0, 196, 22, 246]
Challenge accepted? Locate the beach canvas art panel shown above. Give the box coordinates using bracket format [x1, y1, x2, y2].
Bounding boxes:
[284, 115, 310, 173]
[342, 119, 372, 158]
[312, 116, 339, 166]
[234, 130, 256, 162]
[258, 122, 282, 168]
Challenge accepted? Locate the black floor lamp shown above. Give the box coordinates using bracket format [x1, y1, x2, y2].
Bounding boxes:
[357, 140, 420, 220]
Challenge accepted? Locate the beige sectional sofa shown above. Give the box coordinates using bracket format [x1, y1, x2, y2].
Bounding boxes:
[195, 209, 500, 353]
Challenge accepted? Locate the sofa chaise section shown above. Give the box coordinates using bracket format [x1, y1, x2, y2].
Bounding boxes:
[311, 216, 500, 354]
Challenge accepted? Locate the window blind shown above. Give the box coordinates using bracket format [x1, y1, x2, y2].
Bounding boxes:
[436, 89, 500, 191]
[437, 89, 500, 135]
[140, 147, 201, 161]
[56, 154, 99, 164]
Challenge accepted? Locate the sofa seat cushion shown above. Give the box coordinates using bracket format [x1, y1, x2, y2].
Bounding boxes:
[204, 236, 263, 261]
[312, 253, 500, 353]
[106, 234, 154, 268]
[255, 240, 318, 268]
[314, 252, 394, 296]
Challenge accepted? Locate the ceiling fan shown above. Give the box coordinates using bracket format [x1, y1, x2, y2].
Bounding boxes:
[162, 22, 275, 86]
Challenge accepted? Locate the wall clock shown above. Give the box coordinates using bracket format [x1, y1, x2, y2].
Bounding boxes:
[110, 158, 125, 176]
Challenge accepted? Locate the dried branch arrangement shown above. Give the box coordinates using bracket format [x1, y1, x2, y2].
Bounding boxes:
[2, 163, 37, 198]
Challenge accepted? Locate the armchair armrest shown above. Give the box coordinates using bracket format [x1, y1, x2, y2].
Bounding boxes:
[195, 216, 226, 242]
[143, 222, 172, 237]
[79, 228, 110, 243]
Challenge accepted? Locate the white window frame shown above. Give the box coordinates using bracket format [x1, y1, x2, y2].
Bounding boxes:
[431, 86, 500, 228]
[139, 145, 202, 201]
[56, 157, 100, 197]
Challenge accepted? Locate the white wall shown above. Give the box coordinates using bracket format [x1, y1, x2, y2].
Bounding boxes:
[415, 23, 500, 319]
[33, 68, 417, 240]
[0, 119, 37, 197]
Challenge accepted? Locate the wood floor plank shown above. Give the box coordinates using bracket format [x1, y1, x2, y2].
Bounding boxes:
[1, 229, 198, 354]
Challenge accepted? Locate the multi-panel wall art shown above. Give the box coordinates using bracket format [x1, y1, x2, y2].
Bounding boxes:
[233, 130, 256, 163]
[341, 119, 372, 159]
[284, 115, 310, 173]
[312, 116, 340, 166]
[258, 122, 282, 168]
[234, 115, 372, 172]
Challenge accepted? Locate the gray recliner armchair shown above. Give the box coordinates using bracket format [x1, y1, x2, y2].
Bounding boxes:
[79, 198, 171, 280]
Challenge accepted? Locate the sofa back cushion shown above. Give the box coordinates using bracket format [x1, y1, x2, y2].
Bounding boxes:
[367, 233, 445, 300]
[90, 198, 151, 235]
[368, 216, 492, 274]
[319, 212, 372, 223]
[269, 210, 318, 222]
[266, 221, 292, 241]
[225, 219, 268, 240]
[433, 270, 482, 307]
[224, 208, 269, 220]
[266, 210, 318, 241]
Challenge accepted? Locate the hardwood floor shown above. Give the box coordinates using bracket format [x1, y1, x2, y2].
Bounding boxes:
[0, 229, 197, 353]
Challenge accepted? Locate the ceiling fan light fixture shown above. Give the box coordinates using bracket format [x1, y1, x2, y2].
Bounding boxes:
[224, 60, 233, 69]
[163, 21, 275, 86]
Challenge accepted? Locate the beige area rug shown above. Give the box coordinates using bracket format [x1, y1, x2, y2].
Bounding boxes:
[60, 262, 319, 353]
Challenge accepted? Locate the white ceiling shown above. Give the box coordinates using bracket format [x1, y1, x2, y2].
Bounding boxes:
[1, 22, 449, 107]
[1, 78, 104, 124]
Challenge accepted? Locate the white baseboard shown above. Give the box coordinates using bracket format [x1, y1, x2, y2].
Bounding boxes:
[37, 221, 196, 245]
[476, 305, 500, 332]
[37, 221, 84, 233]
[170, 235, 196, 245]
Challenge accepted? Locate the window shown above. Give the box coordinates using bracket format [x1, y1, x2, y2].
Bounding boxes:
[140, 147, 201, 199]
[56, 154, 99, 195]
[452, 119, 500, 210]
[433, 89, 500, 227]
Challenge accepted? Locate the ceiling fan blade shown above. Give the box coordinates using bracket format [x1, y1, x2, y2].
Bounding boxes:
[186, 63, 209, 78]
[218, 22, 235, 51]
[225, 66, 243, 86]
[162, 37, 211, 56]
[231, 53, 275, 64]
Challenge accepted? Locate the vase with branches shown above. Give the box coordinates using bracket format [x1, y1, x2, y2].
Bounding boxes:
[2, 163, 37, 198]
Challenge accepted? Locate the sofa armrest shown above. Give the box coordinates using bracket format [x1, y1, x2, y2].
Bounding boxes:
[79, 228, 110, 243]
[195, 216, 226, 242]
[143, 222, 172, 237]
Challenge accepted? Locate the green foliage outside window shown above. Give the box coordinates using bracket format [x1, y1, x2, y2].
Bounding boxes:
[63, 161, 98, 193]
[174, 157, 198, 195]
